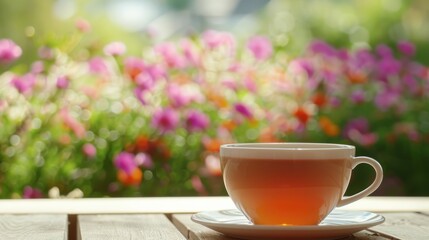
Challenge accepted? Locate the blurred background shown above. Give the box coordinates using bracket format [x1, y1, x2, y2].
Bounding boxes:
[2, 0, 429, 63]
[0, 0, 428, 198]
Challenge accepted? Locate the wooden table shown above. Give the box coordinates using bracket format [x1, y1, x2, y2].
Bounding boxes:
[0, 197, 428, 240]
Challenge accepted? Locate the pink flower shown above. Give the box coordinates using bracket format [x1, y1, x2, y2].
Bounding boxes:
[11, 73, 37, 94]
[351, 89, 366, 104]
[247, 36, 273, 60]
[31, 61, 44, 74]
[397, 41, 415, 56]
[191, 175, 207, 195]
[309, 40, 336, 57]
[88, 57, 109, 75]
[82, 143, 97, 158]
[38, 46, 54, 59]
[146, 64, 166, 81]
[181, 39, 200, 66]
[114, 152, 136, 174]
[75, 18, 91, 33]
[376, 44, 393, 58]
[205, 154, 222, 176]
[135, 153, 153, 169]
[155, 43, 186, 68]
[202, 30, 235, 54]
[135, 72, 155, 90]
[288, 59, 315, 81]
[0, 39, 22, 63]
[344, 118, 378, 146]
[56, 76, 69, 89]
[234, 102, 253, 119]
[134, 87, 147, 105]
[377, 57, 401, 80]
[167, 83, 191, 108]
[23, 186, 43, 199]
[104, 41, 126, 56]
[151, 108, 180, 132]
[185, 110, 210, 132]
[124, 57, 145, 80]
[59, 108, 86, 138]
[375, 89, 399, 110]
[244, 77, 257, 92]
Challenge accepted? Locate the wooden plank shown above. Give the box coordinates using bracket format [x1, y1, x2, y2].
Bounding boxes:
[172, 214, 237, 240]
[0, 197, 428, 214]
[0, 214, 67, 240]
[78, 214, 185, 240]
[368, 212, 429, 240]
[173, 214, 394, 240]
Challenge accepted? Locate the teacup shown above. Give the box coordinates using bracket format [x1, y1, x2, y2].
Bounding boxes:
[220, 143, 383, 225]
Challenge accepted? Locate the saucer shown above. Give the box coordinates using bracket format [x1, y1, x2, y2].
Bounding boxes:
[191, 208, 385, 240]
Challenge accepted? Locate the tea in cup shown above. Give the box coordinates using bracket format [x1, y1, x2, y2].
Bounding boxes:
[220, 143, 383, 225]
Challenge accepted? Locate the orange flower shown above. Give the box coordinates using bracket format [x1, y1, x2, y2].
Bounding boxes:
[293, 107, 311, 125]
[203, 138, 222, 152]
[346, 71, 367, 84]
[319, 116, 340, 137]
[135, 135, 149, 152]
[312, 92, 327, 108]
[221, 120, 236, 131]
[117, 168, 142, 186]
[206, 90, 228, 108]
[258, 127, 280, 143]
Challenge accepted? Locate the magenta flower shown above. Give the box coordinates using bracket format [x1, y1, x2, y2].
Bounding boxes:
[375, 89, 400, 110]
[134, 87, 147, 105]
[186, 110, 210, 132]
[11, 73, 37, 94]
[351, 89, 366, 104]
[56, 76, 69, 89]
[151, 108, 180, 132]
[0, 39, 22, 63]
[377, 57, 401, 80]
[247, 36, 273, 60]
[114, 152, 136, 174]
[402, 75, 418, 94]
[104, 41, 126, 56]
[397, 41, 415, 56]
[353, 49, 376, 69]
[23, 186, 43, 199]
[344, 118, 378, 146]
[88, 57, 109, 75]
[82, 143, 97, 158]
[309, 40, 336, 57]
[202, 30, 235, 53]
[376, 44, 393, 58]
[234, 102, 253, 119]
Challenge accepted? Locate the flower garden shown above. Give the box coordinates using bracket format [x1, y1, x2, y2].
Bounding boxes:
[1, 19, 429, 198]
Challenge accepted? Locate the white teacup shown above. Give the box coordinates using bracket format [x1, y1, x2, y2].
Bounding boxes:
[220, 143, 383, 225]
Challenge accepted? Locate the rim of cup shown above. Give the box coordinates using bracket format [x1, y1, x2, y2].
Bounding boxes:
[220, 142, 355, 160]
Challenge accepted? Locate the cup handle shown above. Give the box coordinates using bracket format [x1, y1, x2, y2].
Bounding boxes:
[337, 156, 383, 207]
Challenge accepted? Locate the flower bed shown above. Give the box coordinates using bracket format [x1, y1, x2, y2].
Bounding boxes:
[1, 25, 429, 198]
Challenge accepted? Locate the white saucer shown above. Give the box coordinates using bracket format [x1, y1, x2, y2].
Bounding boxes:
[191, 208, 384, 240]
